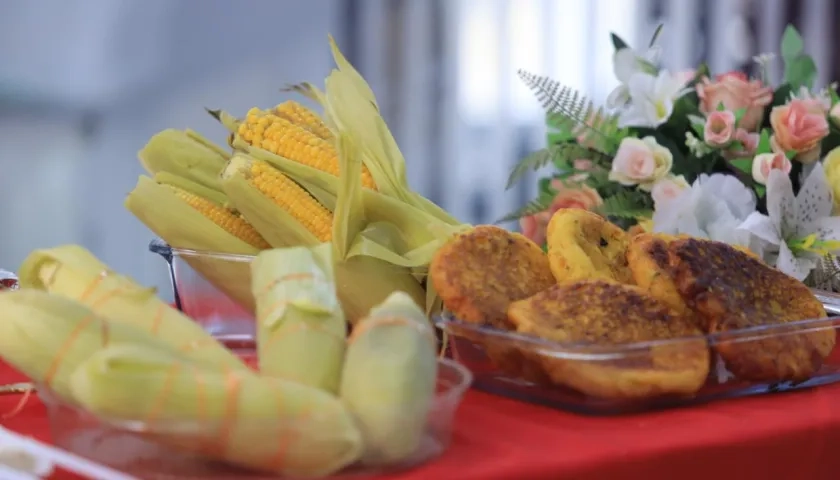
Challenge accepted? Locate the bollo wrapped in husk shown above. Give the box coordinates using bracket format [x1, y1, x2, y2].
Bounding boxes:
[17, 245, 248, 371]
[339, 291, 438, 465]
[251, 244, 346, 393]
[70, 344, 363, 478]
[0, 290, 180, 399]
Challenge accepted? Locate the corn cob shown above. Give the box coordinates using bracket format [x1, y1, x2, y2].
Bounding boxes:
[340, 291, 438, 465]
[17, 245, 251, 371]
[0, 290, 184, 399]
[251, 244, 346, 394]
[275, 100, 333, 141]
[125, 175, 262, 311]
[70, 344, 363, 477]
[222, 153, 427, 323]
[237, 108, 377, 190]
[226, 155, 334, 243]
[167, 185, 270, 250]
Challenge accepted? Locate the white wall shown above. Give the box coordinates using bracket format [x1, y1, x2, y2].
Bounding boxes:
[0, 0, 338, 298]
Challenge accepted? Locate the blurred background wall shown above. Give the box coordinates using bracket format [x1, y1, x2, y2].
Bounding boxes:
[0, 0, 834, 297]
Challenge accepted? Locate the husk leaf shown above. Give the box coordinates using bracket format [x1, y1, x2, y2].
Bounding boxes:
[0, 290, 180, 399]
[124, 175, 259, 311]
[153, 171, 228, 205]
[70, 344, 363, 478]
[17, 244, 248, 371]
[251, 244, 346, 393]
[340, 291, 438, 465]
[138, 129, 228, 193]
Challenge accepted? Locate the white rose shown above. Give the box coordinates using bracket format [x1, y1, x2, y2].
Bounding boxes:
[651, 174, 690, 207]
[609, 136, 673, 191]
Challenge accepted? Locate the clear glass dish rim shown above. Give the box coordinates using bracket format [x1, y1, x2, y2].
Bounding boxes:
[150, 239, 255, 263]
[435, 306, 840, 362]
[38, 357, 472, 434]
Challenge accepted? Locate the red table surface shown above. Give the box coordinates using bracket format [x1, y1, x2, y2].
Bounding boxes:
[2, 360, 840, 480]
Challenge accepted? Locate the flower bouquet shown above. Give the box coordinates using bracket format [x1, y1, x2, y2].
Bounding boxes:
[506, 25, 840, 290]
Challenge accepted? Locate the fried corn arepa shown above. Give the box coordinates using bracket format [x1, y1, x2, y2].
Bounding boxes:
[628, 233, 693, 317]
[546, 209, 632, 284]
[668, 238, 835, 382]
[507, 280, 710, 399]
[431, 225, 556, 383]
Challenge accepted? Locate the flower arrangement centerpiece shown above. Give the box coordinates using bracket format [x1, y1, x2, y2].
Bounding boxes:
[506, 25, 840, 290]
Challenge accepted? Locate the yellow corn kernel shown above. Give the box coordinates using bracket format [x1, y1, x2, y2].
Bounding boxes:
[172, 188, 271, 249]
[275, 101, 333, 141]
[237, 112, 377, 190]
[248, 160, 334, 242]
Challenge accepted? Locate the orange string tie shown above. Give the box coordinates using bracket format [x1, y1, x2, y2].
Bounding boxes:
[212, 367, 242, 457]
[43, 314, 97, 388]
[270, 404, 315, 470]
[1, 388, 34, 420]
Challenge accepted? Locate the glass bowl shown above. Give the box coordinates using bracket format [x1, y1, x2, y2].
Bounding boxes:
[436, 294, 840, 415]
[41, 352, 472, 479]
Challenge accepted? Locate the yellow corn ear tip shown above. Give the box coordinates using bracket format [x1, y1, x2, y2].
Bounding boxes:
[237, 111, 377, 190]
[170, 186, 271, 249]
[274, 100, 333, 141]
[246, 160, 334, 243]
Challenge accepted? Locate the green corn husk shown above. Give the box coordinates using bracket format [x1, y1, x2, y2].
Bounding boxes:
[125, 174, 260, 311]
[340, 291, 438, 465]
[0, 290, 181, 399]
[139, 129, 229, 194]
[251, 244, 346, 393]
[221, 151, 427, 323]
[17, 245, 248, 371]
[70, 344, 363, 478]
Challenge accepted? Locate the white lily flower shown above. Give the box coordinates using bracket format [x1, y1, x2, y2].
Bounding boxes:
[618, 71, 692, 128]
[737, 166, 840, 280]
[607, 46, 661, 108]
[653, 174, 759, 248]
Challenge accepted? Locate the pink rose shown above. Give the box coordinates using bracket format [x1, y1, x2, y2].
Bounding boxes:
[549, 185, 603, 212]
[770, 99, 830, 163]
[751, 152, 792, 185]
[703, 110, 736, 147]
[520, 211, 552, 246]
[573, 159, 595, 171]
[519, 182, 603, 245]
[696, 72, 773, 131]
[724, 128, 760, 160]
[651, 175, 690, 207]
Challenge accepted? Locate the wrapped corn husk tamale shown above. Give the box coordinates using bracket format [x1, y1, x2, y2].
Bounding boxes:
[70, 344, 363, 478]
[340, 291, 438, 465]
[125, 174, 263, 311]
[0, 290, 180, 399]
[17, 245, 248, 371]
[251, 244, 346, 393]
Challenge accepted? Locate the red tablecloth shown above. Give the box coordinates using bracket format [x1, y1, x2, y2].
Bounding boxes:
[2, 360, 840, 480]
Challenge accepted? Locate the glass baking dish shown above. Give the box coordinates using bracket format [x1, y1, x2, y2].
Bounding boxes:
[436, 293, 840, 415]
[40, 338, 472, 479]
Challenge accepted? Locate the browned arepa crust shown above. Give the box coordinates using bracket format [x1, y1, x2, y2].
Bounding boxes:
[507, 280, 709, 400]
[667, 237, 835, 381]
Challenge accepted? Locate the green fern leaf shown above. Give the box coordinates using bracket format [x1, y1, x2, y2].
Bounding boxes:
[506, 144, 612, 189]
[518, 70, 624, 152]
[595, 191, 653, 219]
[496, 197, 552, 224]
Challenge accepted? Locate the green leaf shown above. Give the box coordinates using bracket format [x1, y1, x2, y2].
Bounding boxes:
[772, 84, 793, 106]
[505, 144, 611, 189]
[730, 157, 753, 174]
[496, 198, 551, 223]
[595, 191, 653, 219]
[734, 107, 747, 125]
[717, 102, 726, 112]
[781, 25, 804, 60]
[505, 149, 553, 190]
[648, 24, 664, 47]
[830, 88, 840, 106]
[786, 149, 798, 159]
[756, 129, 772, 154]
[785, 55, 818, 90]
[755, 184, 766, 197]
[611, 33, 629, 51]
